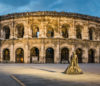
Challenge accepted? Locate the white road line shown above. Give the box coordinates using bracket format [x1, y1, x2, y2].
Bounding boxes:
[10, 75, 26, 86]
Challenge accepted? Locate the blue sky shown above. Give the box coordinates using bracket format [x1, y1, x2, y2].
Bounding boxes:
[0, 0, 100, 17]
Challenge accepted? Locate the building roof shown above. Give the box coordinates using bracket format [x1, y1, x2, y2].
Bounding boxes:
[0, 11, 100, 23]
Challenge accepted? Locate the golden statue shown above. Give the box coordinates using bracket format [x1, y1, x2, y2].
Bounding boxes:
[64, 52, 83, 74]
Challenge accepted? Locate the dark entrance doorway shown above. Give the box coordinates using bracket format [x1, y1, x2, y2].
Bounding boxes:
[16, 48, 24, 63]
[30, 47, 39, 63]
[76, 48, 82, 63]
[88, 49, 95, 63]
[46, 48, 54, 63]
[3, 49, 10, 62]
[61, 48, 69, 63]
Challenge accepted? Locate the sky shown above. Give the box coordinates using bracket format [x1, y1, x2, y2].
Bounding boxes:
[0, 0, 100, 17]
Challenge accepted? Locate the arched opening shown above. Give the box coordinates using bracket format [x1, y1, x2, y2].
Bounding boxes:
[88, 49, 95, 63]
[16, 48, 24, 63]
[89, 28, 93, 40]
[76, 48, 83, 63]
[61, 24, 69, 38]
[46, 48, 54, 63]
[16, 24, 24, 38]
[61, 48, 69, 63]
[76, 25, 82, 39]
[31, 25, 39, 38]
[30, 47, 39, 63]
[47, 26, 54, 38]
[3, 26, 10, 39]
[3, 49, 10, 62]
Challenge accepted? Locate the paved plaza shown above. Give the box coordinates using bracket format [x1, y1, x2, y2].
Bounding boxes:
[0, 63, 100, 86]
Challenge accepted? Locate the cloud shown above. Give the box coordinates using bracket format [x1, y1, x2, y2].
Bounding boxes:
[0, 0, 31, 7]
[0, 0, 100, 17]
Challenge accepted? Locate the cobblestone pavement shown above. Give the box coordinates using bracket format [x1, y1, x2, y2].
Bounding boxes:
[0, 64, 100, 86]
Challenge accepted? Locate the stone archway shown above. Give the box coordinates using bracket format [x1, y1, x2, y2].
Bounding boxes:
[46, 26, 54, 38]
[15, 48, 24, 63]
[3, 49, 10, 62]
[76, 25, 82, 39]
[61, 24, 69, 38]
[88, 49, 95, 63]
[46, 48, 54, 63]
[3, 26, 10, 39]
[16, 24, 24, 38]
[76, 48, 83, 63]
[30, 47, 39, 63]
[31, 25, 39, 38]
[61, 48, 69, 63]
[89, 28, 93, 40]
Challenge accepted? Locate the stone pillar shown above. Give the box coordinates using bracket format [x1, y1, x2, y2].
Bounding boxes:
[24, 44, 29, 63]
[82, 48, 88, 63]
[10, 44, 15, 62]
[24, 24, 29, 38]
[95, 48, 100, 63]
[10, 25, 14, 39]
[39, 44, 45, 63]
[38, 23, 47, 38]
[54, 31, 60, 38]
[69, 20, 76, 39]
[29, 26, 32, 38]
[54, 43, 60, 64]
[0, 48, 3, 62]
[82, 24, 88, 40]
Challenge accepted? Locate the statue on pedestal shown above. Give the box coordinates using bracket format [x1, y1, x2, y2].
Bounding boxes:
[64, 52, 83, 74]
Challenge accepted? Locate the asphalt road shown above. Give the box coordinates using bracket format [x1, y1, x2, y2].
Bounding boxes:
[0, 63, 100, 86]
[0, 71, 20, 86]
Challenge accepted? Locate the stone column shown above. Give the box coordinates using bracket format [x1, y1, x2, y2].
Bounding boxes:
[0, 48, 3, 62]
[54, 18, 60, 38]
[24, 23, 29, 38]
[54, 42, 60, 64]
[54, 30, 61, 38]
[0, 29, 3, 40]
[24, 44, 29, 63]
[10, 24, 14, 39]
[69, 20, 76, 39]
[82, 24, 88, 40]
[10, 44, 15, 62]
[38, 22, 47, 38]
[39, 44, 45, 63]
[29, 26, 32, 38]
[95, 48, 100, 63]
[82, 48, 88, 63]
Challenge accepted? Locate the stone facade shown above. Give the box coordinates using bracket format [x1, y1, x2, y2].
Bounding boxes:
[0, 11, 100, 63]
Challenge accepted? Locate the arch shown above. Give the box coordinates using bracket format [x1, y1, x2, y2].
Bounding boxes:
[61, 24, 69, 38]
[76, 25, 82, 39]
[46, 48, 54, 63]
[16, 24, 24, 38]
[3, 48, 10, 62]
[76, 48, 83, 63]
[88, 49, 95, 63]
[61, 48, 69, 63]
[30, 47, 39, 63]
[15, 48, 24, 63]
[3, 26, 10, 39]
[46, 26, 54, 38]
[88, 28, 93, 40]
[31, 25, 39, 38]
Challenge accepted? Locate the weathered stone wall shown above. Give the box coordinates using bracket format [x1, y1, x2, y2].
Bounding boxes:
[0, 12, 100, 63]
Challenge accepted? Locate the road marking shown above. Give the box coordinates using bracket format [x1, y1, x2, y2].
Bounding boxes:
[10, 75, 26, 86]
